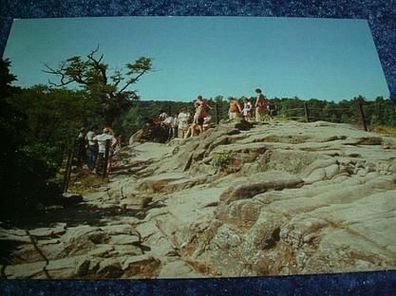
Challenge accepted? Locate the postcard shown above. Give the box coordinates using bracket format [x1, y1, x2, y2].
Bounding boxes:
[1, 16, 395, 280]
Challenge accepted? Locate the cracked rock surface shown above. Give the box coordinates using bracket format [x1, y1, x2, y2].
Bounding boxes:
[1, 120, 395, 279]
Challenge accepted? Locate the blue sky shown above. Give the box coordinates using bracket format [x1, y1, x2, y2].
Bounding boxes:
[3, 16, 390, 101]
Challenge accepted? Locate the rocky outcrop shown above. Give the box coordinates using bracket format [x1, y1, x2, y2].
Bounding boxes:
[219, 175, 304, 204]
[1, 120, 395, 279]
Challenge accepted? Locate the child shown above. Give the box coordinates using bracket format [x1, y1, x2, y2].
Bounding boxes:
[242, 97, 253, 121]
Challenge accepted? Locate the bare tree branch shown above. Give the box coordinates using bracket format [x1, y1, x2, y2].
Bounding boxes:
[42, 48, 152, 124]
[118, 69, 148, 94]
[43, 63, 74, 87]
[87, 49, 108, 85]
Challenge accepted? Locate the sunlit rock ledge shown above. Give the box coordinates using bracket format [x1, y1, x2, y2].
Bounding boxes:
[1, 120, 396, 279]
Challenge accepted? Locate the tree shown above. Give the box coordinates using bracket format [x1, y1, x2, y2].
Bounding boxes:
[14, 85, 101, 143]
[0, 59, 62, 220]
[43, 48, 152, 126]
[0, 59, 24, 155]
[0, 59, 19, 97]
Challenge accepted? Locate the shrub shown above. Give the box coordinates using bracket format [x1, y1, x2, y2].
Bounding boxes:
[211, 153, 232, 170]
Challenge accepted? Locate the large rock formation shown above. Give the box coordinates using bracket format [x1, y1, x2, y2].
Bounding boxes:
[1, 120, 395, 279]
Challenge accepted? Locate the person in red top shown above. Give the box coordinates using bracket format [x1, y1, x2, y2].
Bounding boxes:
[255, 88, 268, 122]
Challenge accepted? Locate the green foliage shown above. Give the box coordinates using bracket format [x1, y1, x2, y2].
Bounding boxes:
[0, 60, 63, 220]
[365, 96, 396, 126]
[9, 85, 102, 146]
[118, 96, 396, 138]
[117, 100, 194, 138]
[126, 57, 152, 74]
[2, 53, 396, 222]
[44, 49, 152, 126]
[0, 59, 19, 97]
[211, 153, 232, 170]
[268, 96, 395, 127]
[120, 106, 145, 136]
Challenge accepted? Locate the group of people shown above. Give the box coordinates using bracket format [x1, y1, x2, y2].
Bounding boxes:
[156, 96, 213, 141]
[151, 88, 276, 142]
[76, 125, 122, 174]
[72, 88, 274, 174]
[228, 88, 277, 122]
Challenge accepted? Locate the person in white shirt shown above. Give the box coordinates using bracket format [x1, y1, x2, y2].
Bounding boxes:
[159, 110, 168, 124]
[170, 115, 178, 140]
[242, 97, 253, 121]
[163, 115, 174, 140]
[203, 115, 212, 131]
[93, 127, 117, 174]
[163, 114, 173, 127]
[85, 125, 98, 170]
[177, 108, 191, 138]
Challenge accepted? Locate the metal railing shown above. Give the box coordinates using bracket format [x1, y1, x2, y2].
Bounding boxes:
[60, 100, 370, 192]
[211, 100, 368, 131]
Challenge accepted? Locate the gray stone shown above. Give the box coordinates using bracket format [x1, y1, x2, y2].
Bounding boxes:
[99, 224, 135, 236]
[5, 261, 47, 279]
[107, 234, 140, 245]
[96, 257, 124, 278]
[29, 223, 67, 238]
[158, 260, 201, 278]
[121, 255, 161, 278]
[3, 120, 396, 279]
[219, 177, 304, 204]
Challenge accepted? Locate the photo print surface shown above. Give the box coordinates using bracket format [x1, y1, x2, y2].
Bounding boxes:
[1, 16, 395, 280]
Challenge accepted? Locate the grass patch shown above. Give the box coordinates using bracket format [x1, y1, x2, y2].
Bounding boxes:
[211, 153, 232, 171]
[371, 125, 396, 136]
[68, 170, 109, 194]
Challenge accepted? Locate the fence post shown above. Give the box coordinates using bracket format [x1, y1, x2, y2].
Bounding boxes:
[62, 139, 75, 193]
[357, 99, 368, 131]
[102, 139, 111, 179]
[304, 102, 310, 122]
[215, 103, 220, 124]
